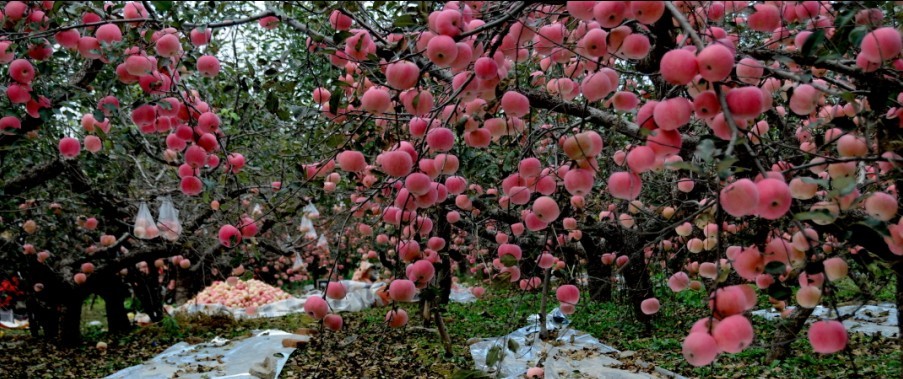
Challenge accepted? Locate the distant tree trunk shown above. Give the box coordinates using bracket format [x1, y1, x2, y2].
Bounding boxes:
[174, 269, 191, 305]
[766, 307, 814, 362]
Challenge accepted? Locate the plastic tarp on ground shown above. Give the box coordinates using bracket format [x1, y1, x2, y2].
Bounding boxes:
[470, 309, 656, 379]
[0, 309, 28, 329]
[175, 297, 308, 320]
[106, 329, 305, 379]
[752, 302, 898, 337]
[175, 280, 477, 319]
[174, 281, 388, 319]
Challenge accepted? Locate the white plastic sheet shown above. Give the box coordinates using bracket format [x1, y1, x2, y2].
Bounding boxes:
[0, 309, 27, 329]
[449, 284, 477, 304]
[307, 280, 381, 313]
[175, 281, 388, 319]
[175, 297, 308, 320]
[470, 310, 655, 379]
[105, 329, 304, 379]
[752, 302, 898, 337]
[176, 280, 480, 320]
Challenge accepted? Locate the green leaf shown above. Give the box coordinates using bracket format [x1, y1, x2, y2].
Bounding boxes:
[151, 1, 173, 12]
[829, 175, 857, 197]
[794, 210, 836, 224]
[486, 345, 503, 366]
[694, 139, 717, 163]
[765, 261, 786, 275]
[506, 338, 520, 353]
[804, 261, 825, 276]
[333, 31, 353, 43]
[801, 29, 825, 57]
[92, 109, 106, 123]
[716, 157, 738, 178]
[768, 283, 791, 300]
[325, 134, 344, 148]
[328, 89, 341, 113]
[500, 254, 517, 267]
[848, 26, 869, 48]
[799, 176, 828, 187]
[265, 92, 280, 114]
[856, 218, 890, 237]
[664, 161, 702, 174]
[393, 14, 417, 27]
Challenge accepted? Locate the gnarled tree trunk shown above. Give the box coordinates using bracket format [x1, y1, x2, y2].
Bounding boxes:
[59, 294, 85, 347]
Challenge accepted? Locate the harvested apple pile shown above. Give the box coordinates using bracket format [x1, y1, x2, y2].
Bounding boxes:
[190, 278, 292, 308]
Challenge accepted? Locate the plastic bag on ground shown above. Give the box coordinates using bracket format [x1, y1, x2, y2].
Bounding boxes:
[470, 311, 656, 379]
[156, 196, 182, 241]
[105, 329, 304, 379]
[133, 201, 159, 239]
[449, 284, 477, 303]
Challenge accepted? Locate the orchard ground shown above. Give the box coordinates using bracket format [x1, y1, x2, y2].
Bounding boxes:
[0, 281, 899, 378]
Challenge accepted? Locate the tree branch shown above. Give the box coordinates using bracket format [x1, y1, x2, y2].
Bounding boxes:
[2, 159, 67, 197]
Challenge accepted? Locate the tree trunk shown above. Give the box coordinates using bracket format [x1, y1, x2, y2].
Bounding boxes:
[895, 263, 903, 370]
[580, 233, 612, 302]
[174, 269, 191, 305]
[539, 267, 551, 340]
[130, 267, 165, 322]
[96, 275, 131, 334]
[27, 295, 59, 340]
[420, 299, 431, 328]
[59, 295, 84, 347]
[766, 307, 815, 363]
[437, 251, 453, 306]
[433, 308, 453, 357]
[622, 249, 653, 334]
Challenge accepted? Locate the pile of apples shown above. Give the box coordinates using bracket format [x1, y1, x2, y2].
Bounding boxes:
[190, 277, 291, 309]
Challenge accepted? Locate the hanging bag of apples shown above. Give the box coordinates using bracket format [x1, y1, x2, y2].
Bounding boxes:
[133, 201, 159, 239]
[157, 196, 182, 241]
